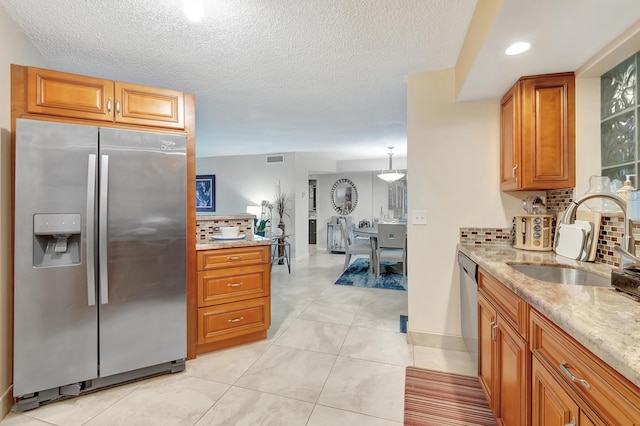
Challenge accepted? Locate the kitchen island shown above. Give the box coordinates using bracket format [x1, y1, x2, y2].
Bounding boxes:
[194, 235, 272, 355]
[460, 244, 640, 424]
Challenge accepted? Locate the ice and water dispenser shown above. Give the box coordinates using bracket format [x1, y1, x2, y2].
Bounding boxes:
[33, 213, 81, 267]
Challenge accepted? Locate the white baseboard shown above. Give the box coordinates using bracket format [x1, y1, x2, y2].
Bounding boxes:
[407, 330, 466, 352]
[0, 384, 13, 420]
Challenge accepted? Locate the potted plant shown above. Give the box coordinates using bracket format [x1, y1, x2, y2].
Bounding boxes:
[256, 219, 269, 237]
[273, 182, 291, 264]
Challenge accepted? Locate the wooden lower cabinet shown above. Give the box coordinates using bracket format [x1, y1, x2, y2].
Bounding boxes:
[497, 317, 529, 426]
[478, 293, 497, 413]
[478, 289, 529, 426]
[530, 310, 640, 425]
[196, 245, 271, 354]
[478, 267, 640, 425]
[198, 297, 270, 344]
[532, 356, 580, 425]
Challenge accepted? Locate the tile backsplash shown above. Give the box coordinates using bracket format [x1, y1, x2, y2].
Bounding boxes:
[196, 215, 255, 242]
[461, 188, 640, 266]
[459, 228, 512, 246]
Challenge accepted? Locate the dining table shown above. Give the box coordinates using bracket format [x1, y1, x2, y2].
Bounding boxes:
[352, 225, 407, 275]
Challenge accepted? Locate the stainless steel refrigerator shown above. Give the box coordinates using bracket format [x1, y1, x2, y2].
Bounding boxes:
[14, 119, 187, 411]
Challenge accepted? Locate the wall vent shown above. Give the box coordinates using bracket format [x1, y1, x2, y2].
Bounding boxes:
[266, 154, 285, 164]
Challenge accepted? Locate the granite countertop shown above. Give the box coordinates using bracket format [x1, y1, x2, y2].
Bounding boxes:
[458, 244, 640, 388]
[197, 235, 273, 250]
[196, 213, 255, 220]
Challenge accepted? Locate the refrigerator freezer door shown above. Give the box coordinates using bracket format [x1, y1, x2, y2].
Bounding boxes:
[98, 128, 187, 377]
[14, 119, 99, 396]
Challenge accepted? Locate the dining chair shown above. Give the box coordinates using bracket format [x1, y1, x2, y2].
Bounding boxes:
[376, 223, 407, 281]
[338, 217, 372, 272]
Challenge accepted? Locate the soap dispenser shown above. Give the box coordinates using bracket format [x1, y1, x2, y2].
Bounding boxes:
[617, 174, 636, 202]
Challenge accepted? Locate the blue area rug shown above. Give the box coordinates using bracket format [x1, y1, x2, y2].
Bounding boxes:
[335, 258, 406, 291]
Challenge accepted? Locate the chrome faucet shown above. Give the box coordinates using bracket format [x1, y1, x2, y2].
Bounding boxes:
[560, 192, 637, 268]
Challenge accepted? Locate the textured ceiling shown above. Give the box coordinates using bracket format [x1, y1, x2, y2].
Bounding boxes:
[0, 0, 477, 159]
[7, 1, 639, 162]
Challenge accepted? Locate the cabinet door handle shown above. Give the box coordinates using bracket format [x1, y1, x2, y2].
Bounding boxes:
[490, 320, 497, 340]
[227, 282, 243, 287]
[107, 97, 112, 114]
[227, 317, 244, 323]
[564, 416, 576, 426]
[116, 99, 121, 116]
[228, 255, 243, 261]
[512, 165, 518, 177]
[560, 361, 591, 389]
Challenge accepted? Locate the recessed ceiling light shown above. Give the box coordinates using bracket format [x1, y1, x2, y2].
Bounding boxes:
[184, 0, 204, 21]
[505, 41, 531, 56]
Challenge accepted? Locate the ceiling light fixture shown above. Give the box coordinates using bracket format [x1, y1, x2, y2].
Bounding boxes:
[505, 41, 531, 56]
[377, 147, 405, 183]
[184, 0, 204, 21]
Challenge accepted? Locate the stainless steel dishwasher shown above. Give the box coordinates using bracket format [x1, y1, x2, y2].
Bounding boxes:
[458, 251, 478, 371]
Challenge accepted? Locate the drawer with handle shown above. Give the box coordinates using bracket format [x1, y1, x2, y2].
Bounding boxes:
[198, 264, 270, 307]
[197, 246, 270, 270]
[530, 309, 640, 424]
[198, 297, 270, 344]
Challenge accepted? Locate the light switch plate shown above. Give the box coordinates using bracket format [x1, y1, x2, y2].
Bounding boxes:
[413, 210, 427, 225]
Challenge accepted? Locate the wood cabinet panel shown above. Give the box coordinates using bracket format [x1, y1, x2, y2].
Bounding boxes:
[115, 82, 184, 129]
[530, 309, 640, 424]
[197, 246, 271, 270]
[198, 264, 269, 307]
[500, 83, 519, 188]
[27, 66, 114, 121]
[479, 269, 530, 425]
[478, 292, 497, 415]
[197, 297, 270, 345]
[196, 246, 271, 355]
[24, 66, 184, 129]
[497, 318, 529, 426]
[479, 269, 528, 338]
[532, 356, 579, 426]
[521, 76, 574, 189]
[500, 72, 575, 191]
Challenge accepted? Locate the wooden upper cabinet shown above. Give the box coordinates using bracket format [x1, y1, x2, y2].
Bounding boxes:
[115, 82, 184, 129]
[500, 83, 520, 189]
[25, 66, 184, 129]
[27, 66, 114, 122]
[500, 72, 575, 191]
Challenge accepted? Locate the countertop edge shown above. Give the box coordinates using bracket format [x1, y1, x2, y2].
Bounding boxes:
[196, 239, 272, 250]
[458, 243, 640, 388]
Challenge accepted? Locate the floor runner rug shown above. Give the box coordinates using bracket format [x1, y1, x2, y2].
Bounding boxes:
[404, 367, 496, 426]
[334, 258, 406, 290]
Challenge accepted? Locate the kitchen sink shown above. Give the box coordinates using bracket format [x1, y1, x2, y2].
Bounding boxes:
[509, 264, 610, 287]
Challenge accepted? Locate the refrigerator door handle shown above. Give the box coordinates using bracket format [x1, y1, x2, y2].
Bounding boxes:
[86, 154, 97, 306]
[99, 154, 109, 305]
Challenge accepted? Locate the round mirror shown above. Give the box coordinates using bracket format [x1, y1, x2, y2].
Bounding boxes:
[330, 178, 358, 215]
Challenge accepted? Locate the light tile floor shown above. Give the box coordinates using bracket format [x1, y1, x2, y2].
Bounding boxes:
[1, 247, 475, 425]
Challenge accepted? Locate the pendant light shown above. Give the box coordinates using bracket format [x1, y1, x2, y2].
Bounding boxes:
[184, 0, 204, 21]
[377, 147, 405, 183]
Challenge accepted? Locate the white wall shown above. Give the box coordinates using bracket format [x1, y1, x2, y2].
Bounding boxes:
[0, 7, 50, 418]
[575, 77, 602, 197]
[196, 153, 303, 257]
[405, 68, 602, 349]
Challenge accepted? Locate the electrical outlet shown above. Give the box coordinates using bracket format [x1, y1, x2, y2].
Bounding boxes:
[413, 210, 427, 225]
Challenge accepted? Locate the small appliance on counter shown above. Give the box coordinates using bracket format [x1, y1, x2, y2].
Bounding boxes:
[514, 214, 553, 251]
